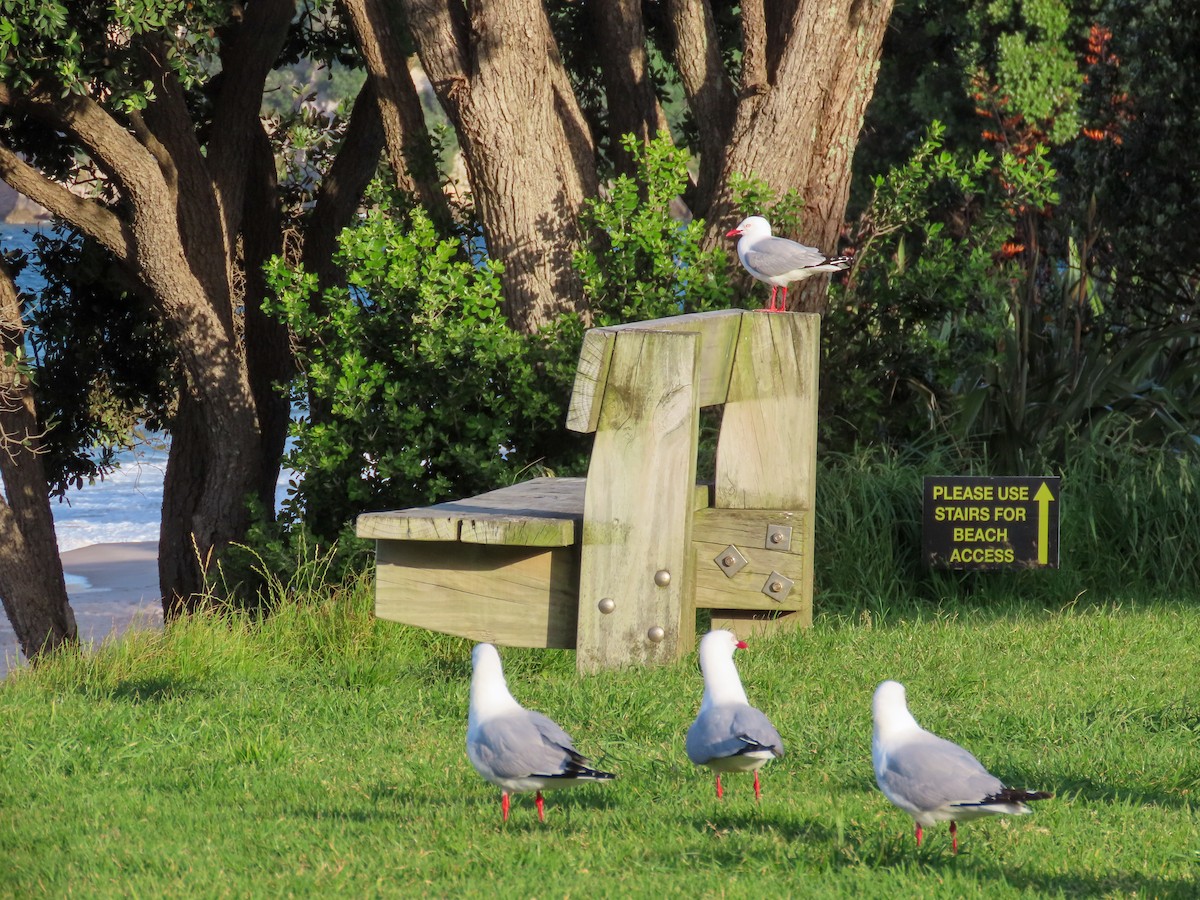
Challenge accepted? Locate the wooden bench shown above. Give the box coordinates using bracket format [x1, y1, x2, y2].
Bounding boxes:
[356, 309, 819, 672]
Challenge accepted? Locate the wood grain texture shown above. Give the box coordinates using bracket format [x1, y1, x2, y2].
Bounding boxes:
[711, 312, 818, 631]
[714, 312, 819, 510]
[567, 309, 744, 433]
[356, 477, 583, 546]
[374, 540, 579, 648]
[576, 329, 700, 672]
[691, 507, 809, 614]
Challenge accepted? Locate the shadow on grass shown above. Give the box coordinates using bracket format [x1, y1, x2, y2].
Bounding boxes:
[689, 808, 837, 845]
[1045, 775, 1195, 812]
[288, 780, 622, 828]
[812, 819, 1198, 897]
[976, 867, 1198, 899]
[108, 676, 194, 703]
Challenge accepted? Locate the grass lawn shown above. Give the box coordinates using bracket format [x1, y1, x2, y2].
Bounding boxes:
[1, 577, 1198, 898]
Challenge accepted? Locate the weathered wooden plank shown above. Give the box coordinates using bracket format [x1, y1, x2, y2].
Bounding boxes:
[714, 312, 819, 510]
[566, 327, 617, 433]
[713, 312, 819, 627]
[567, 309, 744, 434]
[691, 507, 809, 614]
[374, 541, 579, 648]
[356, 477, 584, 546]
[576, 329, 700, 672]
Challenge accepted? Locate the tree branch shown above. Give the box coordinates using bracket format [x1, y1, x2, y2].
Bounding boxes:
[663, 0, 736, 216]
[0, 136, 131, 261]
[739, 0, 769, 95]
[342, 0, 454, 229]
[587, 0, 672, 179]
[208, 0, 296, 251]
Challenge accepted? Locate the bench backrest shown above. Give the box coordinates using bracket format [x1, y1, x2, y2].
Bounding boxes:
[566, 308, 820, 670]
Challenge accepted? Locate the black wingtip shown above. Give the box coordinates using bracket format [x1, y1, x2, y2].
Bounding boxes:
[982, 788, 1053, 804]
[542, 763, 616, 782]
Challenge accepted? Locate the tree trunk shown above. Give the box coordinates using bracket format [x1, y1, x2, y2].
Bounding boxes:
[664, 0, 737, 211]
[587, 0, 672, 179]
[242, 119, 294, 519]
[400, 0, 598, 333]
[342, 0, 454, 231]
[680, 0, 895, 313]
[0, 260, 76, 661]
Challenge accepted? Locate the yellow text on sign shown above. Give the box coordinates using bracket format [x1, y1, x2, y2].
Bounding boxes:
[934, 506, 1027, 522]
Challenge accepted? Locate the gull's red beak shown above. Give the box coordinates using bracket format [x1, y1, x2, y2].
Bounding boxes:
[736, 640, 748, 649]
[726, 228, 742, 237]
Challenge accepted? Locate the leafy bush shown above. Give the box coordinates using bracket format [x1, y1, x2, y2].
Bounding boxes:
[575, 133, 731, 321]
[265, 206, 587, 538]
[266, 136, 733, 540]
[822, 122, 1057, 450]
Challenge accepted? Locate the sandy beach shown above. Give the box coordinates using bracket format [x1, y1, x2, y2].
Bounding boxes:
[1, 541, 163, 678]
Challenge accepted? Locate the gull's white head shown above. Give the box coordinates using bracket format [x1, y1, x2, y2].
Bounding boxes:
[872, 680, 920, 736]
[469, 643, 520, 722]
[697, 630, 749, 708]
[726, 216, 772, 240]
[699, 629, 748, 660]
[472, 642, 503, 674]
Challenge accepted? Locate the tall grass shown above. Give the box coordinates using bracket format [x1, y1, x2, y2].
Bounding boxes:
[816, 436, 1200, 617]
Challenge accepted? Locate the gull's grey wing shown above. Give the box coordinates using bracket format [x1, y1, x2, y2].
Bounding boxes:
[744, 237, 826, 277]
[470, 710, 579, 780]
[686, 704, 784, 765]
[876, 731, 1005, 812]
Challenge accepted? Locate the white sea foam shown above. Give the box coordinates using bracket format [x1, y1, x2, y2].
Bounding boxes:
[51, 443, 168, 553]
[51, 439, 296, 553]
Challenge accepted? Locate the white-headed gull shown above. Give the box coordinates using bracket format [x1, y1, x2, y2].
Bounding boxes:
[727, 215, 852, 312]
[872, 680, 1052, 852]
[467, 643, 615, 822]
[686, 630, 785, 800]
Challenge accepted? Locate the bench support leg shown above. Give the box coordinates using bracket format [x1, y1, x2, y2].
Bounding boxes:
[576, 330, 700, 673]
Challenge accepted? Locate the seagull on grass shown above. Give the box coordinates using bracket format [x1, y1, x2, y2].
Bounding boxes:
[872, 680, 1052, 853]
[467, 643, 615, 822]
[686, 630, 784, 801]
[727, 215, 852, 312]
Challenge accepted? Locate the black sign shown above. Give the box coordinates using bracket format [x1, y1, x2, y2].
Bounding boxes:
[923, 476, 1060, 569]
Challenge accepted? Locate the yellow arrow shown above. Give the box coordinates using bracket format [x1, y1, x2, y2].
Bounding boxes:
[1034, 482, 1056, 565]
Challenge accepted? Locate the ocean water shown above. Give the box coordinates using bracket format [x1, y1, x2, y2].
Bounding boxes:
[52, 443, 169, 552]
[52, 441, 295, 553]
[2, 223, 294, 554]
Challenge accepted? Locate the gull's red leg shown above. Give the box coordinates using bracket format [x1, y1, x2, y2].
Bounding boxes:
[715, 775, 724, 799]
[754, 770, 762, 802]
[915, 823, 923, 847]
[536, 791, 545, 823]
[950, 820, 958, 854]
[501, 792, 510, 822]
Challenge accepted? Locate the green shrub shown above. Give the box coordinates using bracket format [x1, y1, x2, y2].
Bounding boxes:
[265, 136, 734, 541]
[265, 205, 587, 538]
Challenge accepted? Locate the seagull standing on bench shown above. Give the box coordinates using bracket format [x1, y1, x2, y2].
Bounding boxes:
[727, 215, 852, 312]
[686, 630, 785, 801]
[872, 680, 1052, 853]
[467, 643, 616, 822]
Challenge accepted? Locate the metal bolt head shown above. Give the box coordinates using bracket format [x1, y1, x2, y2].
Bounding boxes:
[654, 569, 671, 587]
[770, 531, 783, 544]
[597, 597, 615, 615]
[760, 570, 795, 602]
[722, 555, 735, 567]
[647, 626, 665, 643]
